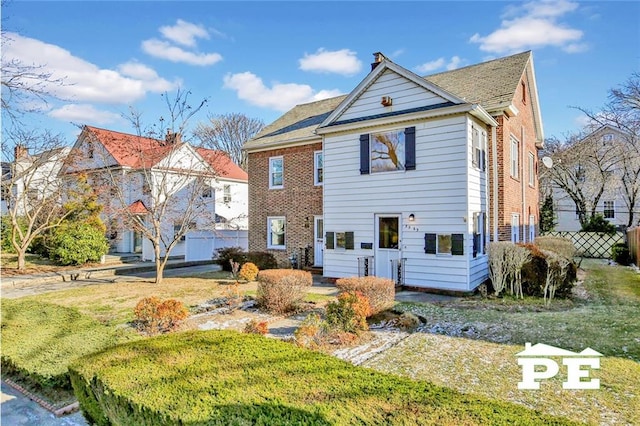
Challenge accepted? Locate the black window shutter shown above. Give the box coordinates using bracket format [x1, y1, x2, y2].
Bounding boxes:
[325, 232, 334, 250]
[359, 134, 370, 174]
[452, 234, 464, 255]
[405, 127, 416, 170]
[345, 232, 354, 250]
[424, 233, 436, 254]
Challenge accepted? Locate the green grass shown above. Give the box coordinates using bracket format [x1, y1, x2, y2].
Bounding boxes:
[0, 299, 138, 394]
[70, 330, 578, 425]
[395, 260, 640, 361]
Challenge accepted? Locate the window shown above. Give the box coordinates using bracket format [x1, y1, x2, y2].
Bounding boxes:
[603, 201, 615, 219]
[511, 213, 520, 243]
[223, 184, 231, 203]
[528, 152, 535, 186]
[378, 217, 399, 249]
[602, 133, 614, 142]
[202, 186, 213, 198]
[269, 157, 283, 189]
[575, 165, 586, 183]
[510, 136, 519, 179]
[87, 142, 94, 159]
[473, 212, 486, 257]
[529, 215, 536, 243]
[174, 222, 195, 241]
[472, 127, 486, 171]
[336, 232, 346, 249]
[371, 129, 406, 173]
[267, 217, 286, 249]
[438, 234, 452, 255]
[142, 179, 151, 195]
[314, 151, 323, 185]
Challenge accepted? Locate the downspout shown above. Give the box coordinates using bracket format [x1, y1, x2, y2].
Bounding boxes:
[492, 126, 499, 242]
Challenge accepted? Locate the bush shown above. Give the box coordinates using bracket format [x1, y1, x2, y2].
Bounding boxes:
[611, 243, 632, 265]
[325, 291, 370, 334]
[294, 312, 326, 349]
[256, 269, 312, 314]
[238, 262, 259, 281]
[215, 247, 278, 271]
[243, 319, 268, 335]
[335, 276, 395, 316]
[69, 330, 574, 425]
[581, 214, 617, 234]
[49, 222, 109, 266]
[535, 236, 576, 260]
[1, 299, 131, 391]
[133, 297, 189, 335]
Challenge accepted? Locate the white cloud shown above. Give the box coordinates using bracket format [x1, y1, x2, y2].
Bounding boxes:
[142, 39, 222, 66]
[223, 72, 342, 111]
[48, 104, 122, 125]
[299, 48, 362, 76]
[2, 33, 178, 105]
[159, 19, 209, 47]
[470, 0, 585, 54]
[415, 56, 463, 74]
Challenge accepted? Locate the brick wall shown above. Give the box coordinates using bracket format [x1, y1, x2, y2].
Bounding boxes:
[487, 70, 541, 243]
[248, 142, 323, 266]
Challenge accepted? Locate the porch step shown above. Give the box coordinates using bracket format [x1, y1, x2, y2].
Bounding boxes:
[104, 253, 141, 263]
[304, 266, 323, 275]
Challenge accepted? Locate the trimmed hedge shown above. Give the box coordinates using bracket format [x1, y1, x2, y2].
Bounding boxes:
[215, 247, 278, 271]
[70, 330, 578, 426]
[0, 299, 133, 390]
[335, 276, 395, 316]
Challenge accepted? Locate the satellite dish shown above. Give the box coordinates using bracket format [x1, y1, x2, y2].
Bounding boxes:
[542, 156, 554, 168]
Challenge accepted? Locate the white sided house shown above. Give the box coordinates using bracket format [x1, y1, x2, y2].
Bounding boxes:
[64, 126, 248, 261]
[316, 56, 495, 292]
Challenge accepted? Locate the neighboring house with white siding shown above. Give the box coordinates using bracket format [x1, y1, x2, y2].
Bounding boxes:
[245, 51, 543, 292]
[63, 126, 248, 260]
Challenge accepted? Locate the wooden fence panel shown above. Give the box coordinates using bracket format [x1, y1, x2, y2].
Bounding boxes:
[541, 231, 625, 259]
[627, 227, 640, 266]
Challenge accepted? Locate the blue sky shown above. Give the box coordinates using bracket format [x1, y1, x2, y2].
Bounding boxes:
[2, 1, 639, 145]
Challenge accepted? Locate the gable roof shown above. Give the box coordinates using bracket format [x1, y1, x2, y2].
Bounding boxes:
[243, 95, 347, 152]
[81, 126, 246, 180]
[245, 51, 542, 149]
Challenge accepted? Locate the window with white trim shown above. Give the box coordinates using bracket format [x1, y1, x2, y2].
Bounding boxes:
[269, 157, 283, 189]
[472, 127, 486, 171]
[267, 217, 286, 249]
[314, 151, 323, 185]
[437, 234, 452, 255]
[603, 201, 615, 219]
[370, 129, 406, 173]
[473, 212, 486, 257]
[223, 184, 231, 203]
[511, 213, 520, 243]
[529, 215, 535, 242]
[510, 136, 519, 179]
[528, 152, 535, 187]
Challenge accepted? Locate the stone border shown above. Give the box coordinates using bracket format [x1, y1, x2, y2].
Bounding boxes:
[3, 378, 79, 417]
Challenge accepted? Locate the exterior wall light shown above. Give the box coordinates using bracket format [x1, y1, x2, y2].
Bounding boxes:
[409, 214, 415, 222]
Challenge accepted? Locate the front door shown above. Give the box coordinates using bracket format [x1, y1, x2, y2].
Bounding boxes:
[375, 214, 400, 279]
[314, 216, 323, 267]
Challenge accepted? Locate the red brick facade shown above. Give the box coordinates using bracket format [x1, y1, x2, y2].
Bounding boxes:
[248, 142, 323, 266]
[487, 72, 540, 243]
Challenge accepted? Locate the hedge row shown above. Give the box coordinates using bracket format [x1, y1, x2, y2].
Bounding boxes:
[70, 330, 578, 425]
[1, 299, 134, 390]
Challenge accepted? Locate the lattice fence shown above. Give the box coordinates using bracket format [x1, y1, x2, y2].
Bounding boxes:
[541, 231, 625, 259]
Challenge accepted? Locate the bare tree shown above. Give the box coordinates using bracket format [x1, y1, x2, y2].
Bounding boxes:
[193, 112, 264, 170]
[70, 90, 219, 283]
[539, 130, 621, 228]
[574, 72, 640, 227]
[1, 128, 82, 269]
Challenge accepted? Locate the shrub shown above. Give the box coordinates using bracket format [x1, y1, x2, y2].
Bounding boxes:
[535, 236, 576, 260]
[541, 250, 573, 306]
[294, 312, 326, 349]
[215, 248, 278, 271]
[581, 214, 617, 234]
[335, 276, 395, 316]
[243, 319, 268, 335]
[215, 247, 246, 271]
[49, 222, 109, 266]
[238, 262, 259, 281]
[325, 291, 370, 334]
[487, 242, 512, 296]
[256, 269, 312, 314]
[611, 243, 632, 265]
[69, 330, 573, 425]
[133, 297, 189, 335]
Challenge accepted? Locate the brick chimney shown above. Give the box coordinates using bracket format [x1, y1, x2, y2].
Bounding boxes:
[165, 130, 182, 145]
[371, 52, 386, 71]
[14, 145, 28, 160]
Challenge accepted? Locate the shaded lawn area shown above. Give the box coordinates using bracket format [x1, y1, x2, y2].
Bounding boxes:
[369, 259, 640, 425]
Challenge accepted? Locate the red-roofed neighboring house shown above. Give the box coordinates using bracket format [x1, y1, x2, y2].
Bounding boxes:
[63, 126, 248, 260]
